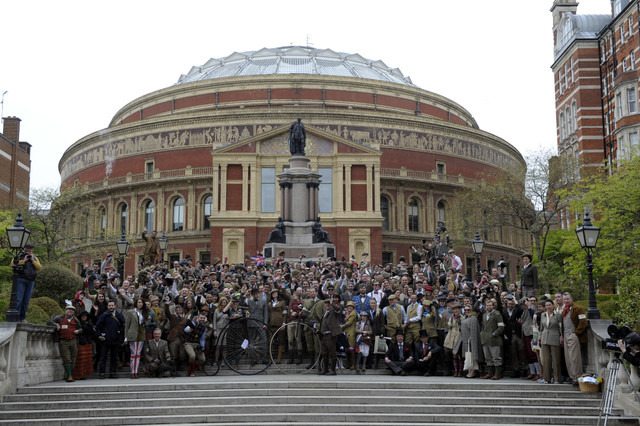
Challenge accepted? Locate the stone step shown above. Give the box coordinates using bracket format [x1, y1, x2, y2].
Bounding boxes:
[0, 395, 607, 411]
[0, 412, 636, 426]
[1, 389, 599, 404]
[1, 376, 633, 425]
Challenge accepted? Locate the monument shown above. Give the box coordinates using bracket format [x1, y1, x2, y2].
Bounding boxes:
[263, 119, 335, 261]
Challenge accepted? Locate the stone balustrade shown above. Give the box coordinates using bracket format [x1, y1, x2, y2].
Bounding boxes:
[587, 319, 640, 416]
[0, 322, 62, 397]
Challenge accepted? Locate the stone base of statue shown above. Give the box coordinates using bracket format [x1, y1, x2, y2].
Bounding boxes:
[263, 147, 335, 262]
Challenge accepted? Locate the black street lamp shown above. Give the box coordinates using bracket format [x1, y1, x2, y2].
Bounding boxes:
[575, 212, 601, 319]
[158, 232, 169, 266]
[5, 212, 31, 322]
[116, 232, 130, 279]
[471, 231, 484, 275]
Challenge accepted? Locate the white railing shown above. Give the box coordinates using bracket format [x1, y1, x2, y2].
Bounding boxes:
[587, 319, 640, 416]
[0, 322, 62, 397]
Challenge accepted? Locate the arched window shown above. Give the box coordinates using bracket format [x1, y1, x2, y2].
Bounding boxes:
[144, 200, 155, 231]
[437, 200, 446, 224]
[566, 106, 571, 135]
[381, 196, 390, 231]
[173, 198, 184, 231]
[408, 198, 419, 232]
[559, 112, 565, 140]
[120, 204, 128, 234]
[203, 195, 213, 230]
[99, 207, 106, 240]
[571, 100, 578, 132]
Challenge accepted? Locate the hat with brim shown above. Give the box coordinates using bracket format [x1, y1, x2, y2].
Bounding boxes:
[65, 305, 76, 311]
[346, 301, 355, 308]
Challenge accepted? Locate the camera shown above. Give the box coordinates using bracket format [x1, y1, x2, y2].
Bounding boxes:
[602, 324, 633, 352]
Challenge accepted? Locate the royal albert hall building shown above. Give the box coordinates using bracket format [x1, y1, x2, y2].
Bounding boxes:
[59, 46, 528, 279]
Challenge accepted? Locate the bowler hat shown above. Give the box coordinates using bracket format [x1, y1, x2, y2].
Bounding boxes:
[625, 332, 640, 347]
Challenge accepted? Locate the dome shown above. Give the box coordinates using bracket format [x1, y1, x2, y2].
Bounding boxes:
[176, 46, 415, 87]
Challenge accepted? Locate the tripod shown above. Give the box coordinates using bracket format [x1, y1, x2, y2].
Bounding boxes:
[598, 355, 640, 426]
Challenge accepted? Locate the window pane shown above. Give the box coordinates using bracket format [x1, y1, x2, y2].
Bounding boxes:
[203, 196, 213, 230]
[408, 198, 419, 232]
[120, 204, 128, 234]
[173, 198, 184, 231]
[145, 200, 154, 231]
[262, 168, 276, 213]
[381, 196, 389, 231]
[318, 168, 332, 213]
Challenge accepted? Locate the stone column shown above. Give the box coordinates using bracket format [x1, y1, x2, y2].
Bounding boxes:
[366, 164, 373, 213]
[345, 164, 352, 212]
[220, 164, 228, 212]
[211, 165, 219, 214]
[242, 163, 248, 211]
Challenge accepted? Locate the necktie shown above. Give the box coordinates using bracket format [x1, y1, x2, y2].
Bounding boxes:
[399, 344, 403, 360]
[423, 344, 426, 357]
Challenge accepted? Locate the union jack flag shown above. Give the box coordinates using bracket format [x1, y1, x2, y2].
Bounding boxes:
[251, 255, 265, 267]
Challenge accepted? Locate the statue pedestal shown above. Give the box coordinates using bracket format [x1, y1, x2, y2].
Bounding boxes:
[263, 154, 334, 262]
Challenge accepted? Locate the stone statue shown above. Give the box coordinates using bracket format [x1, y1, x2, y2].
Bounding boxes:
[289, 118, 306, 156]
[312, 217, 331, 244]
[267, 217, 286, 244]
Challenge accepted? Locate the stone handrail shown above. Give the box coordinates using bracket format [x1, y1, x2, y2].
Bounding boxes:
[0, 322, 62, 397]
[587, 319, 640, 416]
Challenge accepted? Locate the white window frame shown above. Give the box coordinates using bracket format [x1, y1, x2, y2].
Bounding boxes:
[628, 87, 637, 114]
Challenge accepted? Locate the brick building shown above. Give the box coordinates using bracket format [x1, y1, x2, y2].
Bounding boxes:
[59, 47, 528, 279]
[0, 117, 31, 209]
[551, 0, 640, 228]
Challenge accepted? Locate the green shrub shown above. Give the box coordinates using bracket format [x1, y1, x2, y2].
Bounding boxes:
[32, 265, 83, 307]
[0, 299, 7, 322]
[0, 266, 12, 283]
[30, 296, 64, 317]
[25, 303, 49, 325]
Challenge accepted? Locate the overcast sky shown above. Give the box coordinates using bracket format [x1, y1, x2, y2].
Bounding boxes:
[1, 0, 612, 190]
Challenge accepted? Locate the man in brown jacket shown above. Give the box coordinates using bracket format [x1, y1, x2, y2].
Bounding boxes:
[318, 298, 342, 375]
[560, 292, 588, 385]
[142, 227, 160, 266]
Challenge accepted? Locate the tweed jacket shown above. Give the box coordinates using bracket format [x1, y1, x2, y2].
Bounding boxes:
[560, 304, 589, 344]
[319, 303, 343, 337]
[460, 313, 483, 362]
[144, 338, 171, 364]
[124, 308, 147, 342]
[268, 299, 287, 327]
[247, 298, 268, 324]
[480, 309, 504, 347]
[539, 311, 562, 346]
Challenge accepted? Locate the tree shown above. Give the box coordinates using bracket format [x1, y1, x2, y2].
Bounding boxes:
[560, 153, 640, 327]
[26, 186, 99, 264]
[458, 148, 563, 285]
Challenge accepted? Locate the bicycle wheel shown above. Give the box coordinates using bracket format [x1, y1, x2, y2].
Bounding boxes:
[269, 322, 320, 374]
[221, 317, 271, 375]
[202, 345, 220, 376]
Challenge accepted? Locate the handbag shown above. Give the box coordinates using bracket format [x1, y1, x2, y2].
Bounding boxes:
[463, 338, 475, 371]
[373, 336, 387, 355]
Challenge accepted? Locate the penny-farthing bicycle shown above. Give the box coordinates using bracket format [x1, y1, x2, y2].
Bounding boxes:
[217, 316, 272, 375]
[268, 321, 321, 374]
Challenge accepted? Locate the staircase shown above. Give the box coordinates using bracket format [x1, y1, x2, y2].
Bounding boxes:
[0, 374, 638, 425]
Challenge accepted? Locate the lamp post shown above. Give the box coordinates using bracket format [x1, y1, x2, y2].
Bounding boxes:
[158, 232, 169, 267]
[116, 232, 130, 279]
[471, 231, 484, 275]
[575, 212, 601, 320]
[5, 212, 31, 322]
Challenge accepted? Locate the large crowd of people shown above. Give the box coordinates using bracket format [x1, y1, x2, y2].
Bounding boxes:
[44, 231, 637, 383]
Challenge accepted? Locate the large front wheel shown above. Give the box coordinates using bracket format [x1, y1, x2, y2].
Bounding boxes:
[220, 317, 271, 375]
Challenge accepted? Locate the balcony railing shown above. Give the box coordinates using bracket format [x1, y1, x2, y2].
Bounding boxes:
[379, 168, 474, 186]
[84, 166, 214, 191]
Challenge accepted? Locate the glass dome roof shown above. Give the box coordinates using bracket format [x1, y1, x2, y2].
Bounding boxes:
[176, 46, 415, 87]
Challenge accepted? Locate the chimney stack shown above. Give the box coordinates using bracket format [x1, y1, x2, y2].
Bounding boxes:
[3, 116, 21, 143]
